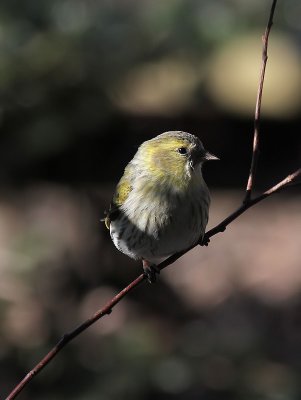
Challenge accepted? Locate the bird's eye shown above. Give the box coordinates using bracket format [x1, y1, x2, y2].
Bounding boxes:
[177, 147, 187, 155]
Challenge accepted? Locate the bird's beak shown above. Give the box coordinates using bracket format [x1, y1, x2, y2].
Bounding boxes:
[191, 150, 219, 168]
[204, 151, 219, 161]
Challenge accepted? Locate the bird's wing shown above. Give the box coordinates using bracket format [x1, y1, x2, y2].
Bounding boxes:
[104, 164, 133, 230]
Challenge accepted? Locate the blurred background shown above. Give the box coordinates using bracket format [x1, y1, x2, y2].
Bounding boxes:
[0, 0, 300, 399]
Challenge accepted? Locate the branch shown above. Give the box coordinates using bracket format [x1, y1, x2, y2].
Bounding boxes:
[244, 0, 278, 203]
[5, 1, 299, 399]
[5, 275, 146, 400]
[203, 168, 301, 242]
[5, 169, 301, 400]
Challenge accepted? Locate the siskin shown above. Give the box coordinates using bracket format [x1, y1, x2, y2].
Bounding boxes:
[105, 131, 218, 282]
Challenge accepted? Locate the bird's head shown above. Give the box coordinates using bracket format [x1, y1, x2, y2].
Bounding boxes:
[136, 131, 218, 183]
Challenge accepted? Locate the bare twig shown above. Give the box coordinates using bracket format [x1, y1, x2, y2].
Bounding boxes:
[244, 0, 278, 203]
[6, 167, 301, 400]
[5, 275, 146, 400]
[5, 1, 299, 399]
[203, 168, 301, 242]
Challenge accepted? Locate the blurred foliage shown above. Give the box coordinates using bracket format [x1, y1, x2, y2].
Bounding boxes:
[0, 1, 300, 399]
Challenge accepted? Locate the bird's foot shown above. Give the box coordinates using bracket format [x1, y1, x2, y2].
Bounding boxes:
[201, 234, 210, 246]
[142, 260, 160, 284]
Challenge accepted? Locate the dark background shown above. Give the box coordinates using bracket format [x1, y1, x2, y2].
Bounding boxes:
[0, 1, 300, 399]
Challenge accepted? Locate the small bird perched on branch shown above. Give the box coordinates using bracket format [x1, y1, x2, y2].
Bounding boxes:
[105, 131, 218, 282]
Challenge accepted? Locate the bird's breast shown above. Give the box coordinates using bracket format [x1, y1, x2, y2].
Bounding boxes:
[121, 173, 209, 237]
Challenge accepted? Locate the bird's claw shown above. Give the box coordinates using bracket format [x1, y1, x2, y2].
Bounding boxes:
[143, 263, 160, 284]
[201, 236, 210, 246]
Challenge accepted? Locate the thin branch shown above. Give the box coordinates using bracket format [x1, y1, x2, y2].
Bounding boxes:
[203, 168, 301, 242]
[5, 274, 146, 400]
[5, 169, 300, 400]
[244, 0, 278, 203]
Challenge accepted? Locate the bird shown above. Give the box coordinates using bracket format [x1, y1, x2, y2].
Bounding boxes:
[104, 131, 218, 282]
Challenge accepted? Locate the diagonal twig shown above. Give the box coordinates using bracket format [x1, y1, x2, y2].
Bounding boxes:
[203, 168, 301, 241]
[5, 274, 146, 400]
[6, 166, 301, 400]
